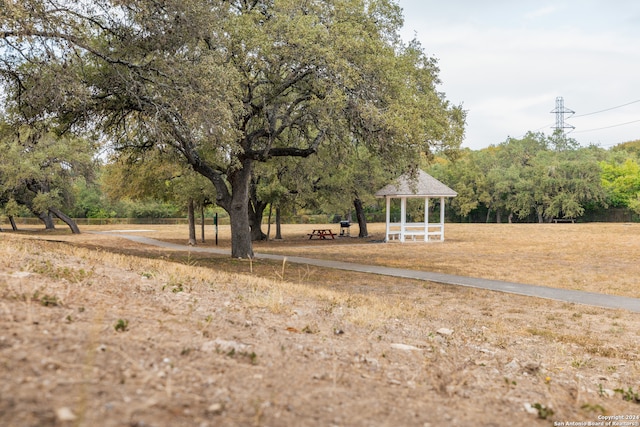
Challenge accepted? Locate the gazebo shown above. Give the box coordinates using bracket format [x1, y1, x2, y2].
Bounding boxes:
[375, 170, 457, 242]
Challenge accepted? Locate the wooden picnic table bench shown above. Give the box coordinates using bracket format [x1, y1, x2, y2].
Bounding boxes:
[307, 229, 335, 240]
[552, 218, 575, 223]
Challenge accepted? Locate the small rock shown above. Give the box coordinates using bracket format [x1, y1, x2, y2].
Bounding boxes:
[201, 338, 249, 353]
[206, 403, 224, 415]
[56, 407, 77, 422]
[436, 328, 454, 336]
[10, 272, 31, 278]
[523, 402, 537, 415]
[505, 359, 520, 371]
[390, 343, 422, 351]
[601, 388, 616, 398]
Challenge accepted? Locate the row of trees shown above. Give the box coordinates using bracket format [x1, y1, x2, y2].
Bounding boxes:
[0, 0, 465, 257]
[427, 133, 640, 223]
[4, 128, 640, 233]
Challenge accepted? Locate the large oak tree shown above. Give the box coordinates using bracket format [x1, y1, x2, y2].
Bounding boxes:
[1, 0, 465, 257]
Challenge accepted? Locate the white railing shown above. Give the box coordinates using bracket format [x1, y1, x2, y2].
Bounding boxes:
[386, 222, 444, 242]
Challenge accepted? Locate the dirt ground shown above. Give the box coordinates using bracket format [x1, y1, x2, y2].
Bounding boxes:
[1, 223, 640, 426]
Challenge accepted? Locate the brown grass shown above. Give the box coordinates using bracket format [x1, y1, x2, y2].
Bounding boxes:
[1, 223, 639, 426]
[57, 222, 640, 297]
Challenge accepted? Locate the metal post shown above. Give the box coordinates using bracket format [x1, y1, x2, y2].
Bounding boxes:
[214, 212, 218, 246]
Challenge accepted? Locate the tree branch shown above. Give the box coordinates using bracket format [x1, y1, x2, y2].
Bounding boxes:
[245, 130, 325, 161]
[1, 29, 168, 78]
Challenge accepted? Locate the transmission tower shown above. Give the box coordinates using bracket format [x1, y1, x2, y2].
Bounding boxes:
[550, 96, 575, 134]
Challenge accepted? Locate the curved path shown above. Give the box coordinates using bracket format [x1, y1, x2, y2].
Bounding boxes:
[97, 232, 640, 313]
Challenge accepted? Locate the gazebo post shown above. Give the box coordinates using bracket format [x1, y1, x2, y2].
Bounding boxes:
[385, 196, 391, 242]
[424, 197, 429, 242]
[440, 196, 445, 241]
[400, 196, 406, 243]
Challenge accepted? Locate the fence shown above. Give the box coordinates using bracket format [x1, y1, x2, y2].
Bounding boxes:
[3, 207, 638, 228]
[2, 214, 346, 227]
[2, 217, 219, 226]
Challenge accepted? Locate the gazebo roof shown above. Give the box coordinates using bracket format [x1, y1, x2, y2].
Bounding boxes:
[375, 170, 457, 198]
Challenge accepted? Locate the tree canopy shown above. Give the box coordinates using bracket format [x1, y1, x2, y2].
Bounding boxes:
[0, 120, 95, 232]
[428, 132, 610, 223]
[1, 0, 466, 257]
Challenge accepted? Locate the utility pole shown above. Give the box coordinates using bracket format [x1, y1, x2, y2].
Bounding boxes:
[550, 96, 575, 135]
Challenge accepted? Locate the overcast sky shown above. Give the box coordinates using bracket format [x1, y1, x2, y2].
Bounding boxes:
[397, 0, 640, 150]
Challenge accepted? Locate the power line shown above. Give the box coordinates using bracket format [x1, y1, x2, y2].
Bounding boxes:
[513, 97, 640, 141]
[531, 123, 555, 132]
[542, 97, 640, 136]
[573, 99, 640, 118]
[572, 118, 640, 134]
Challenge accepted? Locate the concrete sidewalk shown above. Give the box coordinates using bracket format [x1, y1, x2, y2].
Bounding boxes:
[99, 232, 640, 313]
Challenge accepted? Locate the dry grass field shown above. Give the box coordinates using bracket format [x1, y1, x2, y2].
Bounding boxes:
[1, 222, 640, 426]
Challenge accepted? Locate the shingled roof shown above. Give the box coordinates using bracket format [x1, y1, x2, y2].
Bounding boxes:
[375, 170, 457, 198]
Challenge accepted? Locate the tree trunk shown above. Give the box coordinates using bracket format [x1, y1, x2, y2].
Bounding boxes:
[266, 203, 273, 241]
[187, 198, 196, 245]
[191, 156, 254, 258]
[536, 206, 544, 223]
[48, 207, 80, 234]
[200, 204, 205, 243]
[9, 216, 18, 231]
[249, 208, 267, 241]
[275, 206, 282, 240]
[353, 197, 368, 238]
[496, 210, 502, 224]
[228, 161, 254, 258]
[249, 189, 267, 242]
[38, 211, 56, 230]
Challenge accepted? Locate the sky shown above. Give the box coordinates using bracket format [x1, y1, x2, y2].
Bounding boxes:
[397, 0, 640, 150]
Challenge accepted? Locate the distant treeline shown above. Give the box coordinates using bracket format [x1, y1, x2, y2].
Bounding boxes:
[426, 132, 640, 223]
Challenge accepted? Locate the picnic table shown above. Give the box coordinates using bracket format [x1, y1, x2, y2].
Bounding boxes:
[552, 218, 575, 223]
[307, 229, 336, 240]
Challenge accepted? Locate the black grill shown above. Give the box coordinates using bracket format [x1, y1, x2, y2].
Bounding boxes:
[339, 221, 351, 236]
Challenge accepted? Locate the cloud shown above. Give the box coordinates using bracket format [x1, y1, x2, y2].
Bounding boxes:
[524, 5, 561, 20]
